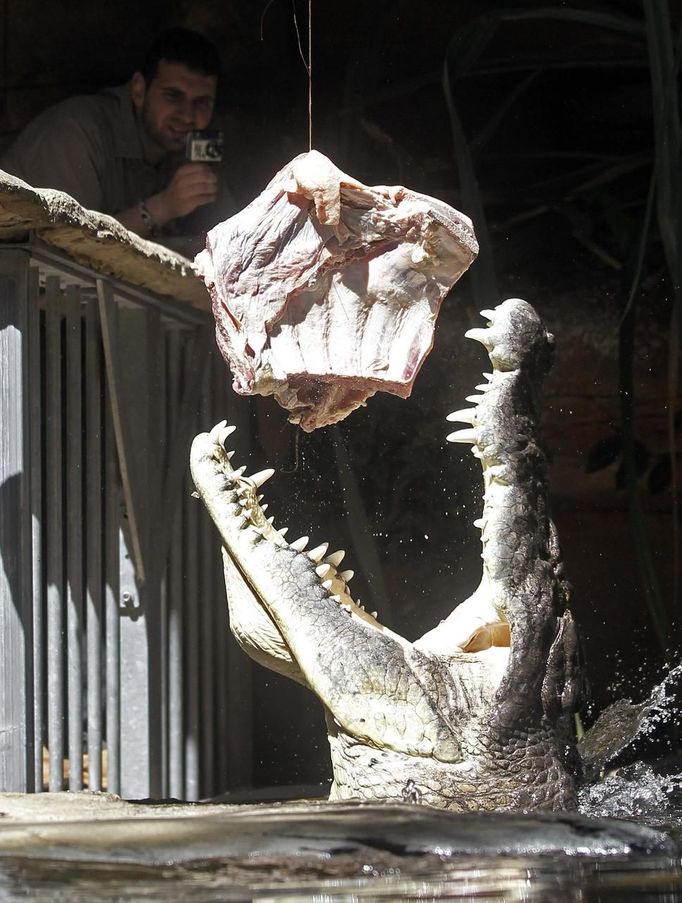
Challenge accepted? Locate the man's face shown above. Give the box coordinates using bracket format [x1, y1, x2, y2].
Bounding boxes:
[132, 59, 217, 154]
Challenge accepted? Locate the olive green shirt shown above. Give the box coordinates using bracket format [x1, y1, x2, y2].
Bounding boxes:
[0, 83, 171, 215]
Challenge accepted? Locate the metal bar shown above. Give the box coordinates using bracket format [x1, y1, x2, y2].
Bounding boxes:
[183, 437, 200, 801]
[212, 354, 229, 793]
[155, 327, 211, 574]
[166, 329, 184, 800]
[213, 547, 228, 794]
[45, 275, 65, 792]
[115, 307, 162, 799]
[65, 284, 84, 790]
[139, 307, 162, 586]
[0, 248, 33, 791]
[85, 301, 103, 791]
[97, 280, 146, 585]
[27, 264, 44, 792]
[118, 524, 153, 798]
[156, 320, 169, 800]
[212, 352, 231, 794]
[104, 361, 121, 795]
[199, 361, 215, 799]
[167, 505, 184, 799]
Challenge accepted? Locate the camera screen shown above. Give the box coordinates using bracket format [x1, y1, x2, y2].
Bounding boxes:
[186, 130, 224, 163]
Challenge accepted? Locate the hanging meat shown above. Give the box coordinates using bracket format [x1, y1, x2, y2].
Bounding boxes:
[196, 150, 478, 431]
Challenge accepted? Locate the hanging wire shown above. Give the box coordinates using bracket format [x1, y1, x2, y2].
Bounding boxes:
[261, 1, 313, 147]
[259, 0, 313, 470]
[290, 0, 313, 149]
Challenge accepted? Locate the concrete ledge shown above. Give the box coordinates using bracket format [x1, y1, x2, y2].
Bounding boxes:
[0, 793, 675, 864]
[0, 791, 234, 823]
[0, 171, 211, 310]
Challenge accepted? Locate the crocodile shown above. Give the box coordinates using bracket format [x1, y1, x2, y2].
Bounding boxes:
[190, 298, 584, 811]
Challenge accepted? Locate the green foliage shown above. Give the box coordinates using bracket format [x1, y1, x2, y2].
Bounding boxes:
[442, 4, 681, 648]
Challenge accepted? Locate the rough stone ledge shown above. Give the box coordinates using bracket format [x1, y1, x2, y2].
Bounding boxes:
[0, 788, 324, 823]
[0, 791, 233, 823]
[0, 170, 210, 310]
[0, 793, 676, 863]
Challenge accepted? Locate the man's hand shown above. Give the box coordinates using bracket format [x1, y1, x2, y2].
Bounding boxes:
[116, 163, 218, 239]
[147, 163, 218, 223]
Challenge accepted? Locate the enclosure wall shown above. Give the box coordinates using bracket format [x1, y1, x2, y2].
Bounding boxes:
[0, 243, 252, 800]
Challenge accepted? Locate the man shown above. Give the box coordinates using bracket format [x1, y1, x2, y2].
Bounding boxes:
[0, 27, 221, 240]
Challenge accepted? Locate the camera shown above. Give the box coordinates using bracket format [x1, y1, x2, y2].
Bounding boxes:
[186, 129, 224, 163]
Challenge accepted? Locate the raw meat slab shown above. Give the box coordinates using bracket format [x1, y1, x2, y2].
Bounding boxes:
[196, 151, 478, 430]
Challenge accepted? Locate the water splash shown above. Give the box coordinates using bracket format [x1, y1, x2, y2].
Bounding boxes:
[578, 761, 682, 820]
[579, 661, 682, 768]
[578, 661, 682, 821]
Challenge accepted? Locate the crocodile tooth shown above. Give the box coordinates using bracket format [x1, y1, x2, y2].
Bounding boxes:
[290, 536, 309, 552]
[446, 408, 476, 424]
[316, 563, 333, 578]
[308, 542, 329, 563]
[464, 327, 494, 349]
[249, 468, 275, 488]
[339, 569, 354, 583]
[465, 394, 484, 404]
[191, 490, 200, 499]
[370, 611, 378, 619]
[257, 494, 264, 502]
[261, 503, 269, 512]
[473, 517, 485, 529]
[322, 579, 334, 590]
[209, 420, 228, 443]
[232, 466, 246, 479]
[330, 595, 341, 603]
[342, 604, 352, 613]
[483, 372, 494, 381]
[278, 527, 289, 537]
[479, 308, 496, 321]
[325, 549, 346, 567]
[226, 450, 236, 460]
[218, 424, 237, 447]
[475, 384, 490, 393]
[446, 428, 478, 444]
[266, 516, 275, 525]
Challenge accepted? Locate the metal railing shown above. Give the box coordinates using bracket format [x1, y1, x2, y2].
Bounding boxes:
[0, 242, 253, 800]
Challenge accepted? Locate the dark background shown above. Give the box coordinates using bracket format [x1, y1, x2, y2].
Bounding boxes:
[2, 0, 680, 790]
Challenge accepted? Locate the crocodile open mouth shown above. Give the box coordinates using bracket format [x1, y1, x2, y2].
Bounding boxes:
[189, 302, 553, 681]
[189, 299, 582, 810]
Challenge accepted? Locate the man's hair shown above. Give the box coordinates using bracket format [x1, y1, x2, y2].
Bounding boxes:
[139, 27, 221, 83]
